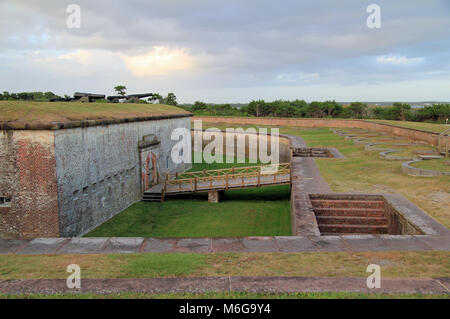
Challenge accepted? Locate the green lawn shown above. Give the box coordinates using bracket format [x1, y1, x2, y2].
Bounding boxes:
[186, 152, 261, 172]
[1, 251, 448, 279]
[412, 158, 450, 172]
[86, 184, 291, 237]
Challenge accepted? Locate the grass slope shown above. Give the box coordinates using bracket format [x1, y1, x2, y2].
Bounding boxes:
[0, 101, 189, 124]
[368, 120, 448, 134]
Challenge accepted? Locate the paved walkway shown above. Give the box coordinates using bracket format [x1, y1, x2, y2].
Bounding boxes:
[287, 135, 331, 236]
[0, 277, 448, 294]
[1, 234, 449, 255]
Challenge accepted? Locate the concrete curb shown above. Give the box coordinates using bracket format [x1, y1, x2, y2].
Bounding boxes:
[1, 234, 449, 255]
[402, 160, 450, 177]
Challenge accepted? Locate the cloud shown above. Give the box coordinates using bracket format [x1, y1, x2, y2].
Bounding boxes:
[376, 55, 425, 65]
[121, 47, 194, 76]
[0, 0, 450, 101]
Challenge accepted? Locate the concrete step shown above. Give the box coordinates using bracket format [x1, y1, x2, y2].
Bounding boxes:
[316, 215, 388, 226]
[313, 207, 385, 218]
[143, 193, 163, 202]
[310, 199, 384, 209]
[318, 224, 389, 234]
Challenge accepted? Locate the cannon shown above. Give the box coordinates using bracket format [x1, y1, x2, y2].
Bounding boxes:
[125, 93, 153, 103]
[106, 95, 127, 103]
[73, 92, 106, 102]
[49, 97, 74, 102]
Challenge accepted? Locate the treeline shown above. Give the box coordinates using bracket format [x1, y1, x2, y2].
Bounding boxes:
[0, 91, 64, 101]
[181, 100, 449, 123]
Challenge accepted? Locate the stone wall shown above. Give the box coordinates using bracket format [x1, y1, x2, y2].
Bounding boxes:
[55, 117, 191, 237]
[0, 131, 59, 239]
[193, 117, 444, 146]
[401, 160, 450, 177]
[383, 199, 423, 235]
[192, 129, 291, 163]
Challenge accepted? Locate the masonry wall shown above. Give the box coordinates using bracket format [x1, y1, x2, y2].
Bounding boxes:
[54, 117, 191, 237]
[192, 130, 291, 163]
[193, 117, 443, 146]
[0, 131, 59, 239]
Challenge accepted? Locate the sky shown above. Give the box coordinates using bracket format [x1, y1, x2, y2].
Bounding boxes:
[1, 0, 450, 103]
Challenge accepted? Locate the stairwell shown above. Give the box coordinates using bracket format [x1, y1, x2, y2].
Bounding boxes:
[310, 198, 389, 235]
[142, 192, 164, 202]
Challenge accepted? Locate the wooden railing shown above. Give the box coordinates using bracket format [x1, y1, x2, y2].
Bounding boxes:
[163, 163, 291, 193]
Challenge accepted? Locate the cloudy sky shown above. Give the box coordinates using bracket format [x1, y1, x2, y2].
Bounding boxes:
[1, 0, 450, 103]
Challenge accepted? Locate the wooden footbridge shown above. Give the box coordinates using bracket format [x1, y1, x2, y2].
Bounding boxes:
[143, 163, 292, 202]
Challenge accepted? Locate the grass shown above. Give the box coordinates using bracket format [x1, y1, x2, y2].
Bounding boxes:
[201, 123, 449, 227]
[186, 152, 261, 171]
[0, 251, 448, 280]
[412, 158, 450, 172]
[86, 184, 291, 237]
[290, 127, 450, 227]
[0, 101, 189, 124]
[1, 292, 448, 299]
[368, 120, 449, 134]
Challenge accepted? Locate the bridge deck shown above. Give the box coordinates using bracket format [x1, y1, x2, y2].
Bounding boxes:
[145, 163, 291, 197]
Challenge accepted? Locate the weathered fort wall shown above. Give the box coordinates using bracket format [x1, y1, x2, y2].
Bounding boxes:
[1, 116, 191, 239]
[193, 117, 442, 146]
[0, 131, 59, 239]
[191, 129, 291, 163]
[55, 117, 191, 237]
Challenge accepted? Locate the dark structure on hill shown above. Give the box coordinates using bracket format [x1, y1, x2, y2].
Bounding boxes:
[73, 92, 106, 102]
[107, 93, 154, 103]
[50, 92, 154, 103]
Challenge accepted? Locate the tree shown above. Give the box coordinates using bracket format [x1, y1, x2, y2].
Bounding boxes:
[192, 101, 207, 111]
[164, 93, 178, 106]
[114, 85, 127, 96]
[347, 102, 368, 119]
[392, 102, 411, 121]
[148, 93, 163, 104]
[307, 101, 326, 118]
[247, 100, 266, 117]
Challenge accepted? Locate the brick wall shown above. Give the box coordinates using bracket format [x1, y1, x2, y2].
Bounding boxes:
[0, 131, 59, 239]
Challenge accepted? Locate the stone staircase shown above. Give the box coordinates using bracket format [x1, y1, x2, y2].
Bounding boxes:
[310, 199, 389, 235]
[142, 192, 164, 202]
[292, 148, 331, 157]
